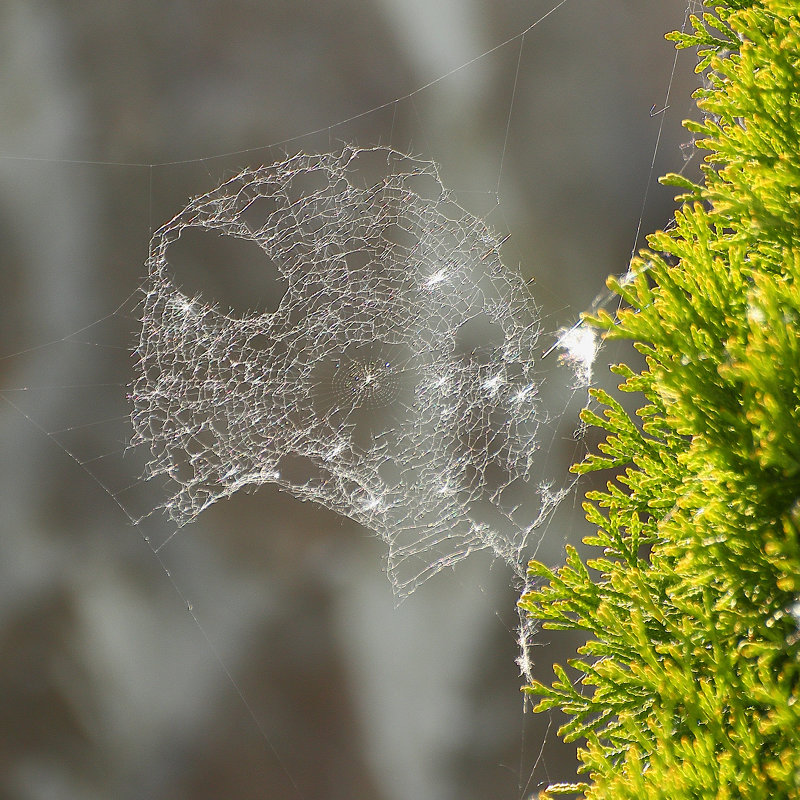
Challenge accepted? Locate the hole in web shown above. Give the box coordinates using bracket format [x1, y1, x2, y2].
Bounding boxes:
[165, 227, 289, 315]
[455, 313, 507, 364]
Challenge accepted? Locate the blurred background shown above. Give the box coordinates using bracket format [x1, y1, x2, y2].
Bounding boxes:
[0, 1, 701, 798]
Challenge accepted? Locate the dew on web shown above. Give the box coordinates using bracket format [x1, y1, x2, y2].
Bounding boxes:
[132, 145, 589, 597]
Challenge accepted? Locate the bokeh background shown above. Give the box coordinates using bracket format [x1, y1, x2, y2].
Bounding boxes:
[0, 2, 701, 798]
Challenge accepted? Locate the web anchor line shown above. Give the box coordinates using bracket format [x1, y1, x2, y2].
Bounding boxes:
[0, 375, 308, 800]
[541, 0, 694, 363]
[0, 1, 570, 171]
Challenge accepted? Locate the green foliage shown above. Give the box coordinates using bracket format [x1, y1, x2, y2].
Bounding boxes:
[520, 2, 800, 797]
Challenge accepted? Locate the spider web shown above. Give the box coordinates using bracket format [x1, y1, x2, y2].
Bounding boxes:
[133, 146, 581, 597]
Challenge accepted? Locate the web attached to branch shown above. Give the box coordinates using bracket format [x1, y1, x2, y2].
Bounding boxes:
[133, 146, 584, 598]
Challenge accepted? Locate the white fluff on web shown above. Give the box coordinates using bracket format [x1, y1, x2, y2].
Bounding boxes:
[131, 146, 588, 598]
[555, 324, 600, 388]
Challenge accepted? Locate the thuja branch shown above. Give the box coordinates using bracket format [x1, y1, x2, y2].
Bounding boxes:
[520, 2, 800, 797]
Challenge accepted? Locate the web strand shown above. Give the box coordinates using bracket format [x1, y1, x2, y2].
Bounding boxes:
[541, 0, 696, 359]
[629, 0, 693, 262]
[497, 33, 526, 198]
[1, 341, 307, 800]
[0, 1, 569, 171]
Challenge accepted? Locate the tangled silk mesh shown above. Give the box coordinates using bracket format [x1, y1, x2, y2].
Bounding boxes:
[132, 146, 577, 598]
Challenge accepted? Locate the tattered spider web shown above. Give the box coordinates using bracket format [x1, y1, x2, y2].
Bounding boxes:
[133, 145, 591, 599]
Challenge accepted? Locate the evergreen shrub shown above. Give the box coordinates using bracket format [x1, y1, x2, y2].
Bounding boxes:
[520, 2, 800, 796]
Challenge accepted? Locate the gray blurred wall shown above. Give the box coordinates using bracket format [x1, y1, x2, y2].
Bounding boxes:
[0, 2, 699, 799]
